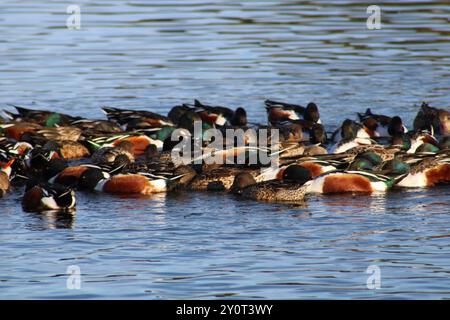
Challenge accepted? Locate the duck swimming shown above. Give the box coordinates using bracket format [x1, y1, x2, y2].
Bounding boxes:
[231, 165, 312, 202]
[0, 99, 447, 211]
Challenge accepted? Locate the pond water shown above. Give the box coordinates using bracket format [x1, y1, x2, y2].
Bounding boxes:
[0, 0, 449, 299]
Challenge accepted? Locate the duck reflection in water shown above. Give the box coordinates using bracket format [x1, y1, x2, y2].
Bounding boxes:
[27, 210, 76, 230]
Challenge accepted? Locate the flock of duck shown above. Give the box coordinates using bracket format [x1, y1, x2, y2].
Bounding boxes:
[0, 99, 449, 212]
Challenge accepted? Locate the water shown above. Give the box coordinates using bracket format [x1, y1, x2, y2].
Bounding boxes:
[0, 0, 449, 299]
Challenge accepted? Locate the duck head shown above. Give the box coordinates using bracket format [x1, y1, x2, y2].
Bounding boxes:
[304, 103, 321, 123]
[231, 107, 247, 127]
[230, 172, 257, 194]
[78, 167, 110, 191]
[309, 123, 327, 144]
[282, 165, 312, 183]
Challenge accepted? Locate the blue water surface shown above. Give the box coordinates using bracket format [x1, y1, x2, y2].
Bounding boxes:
[0, 0, 449, 299]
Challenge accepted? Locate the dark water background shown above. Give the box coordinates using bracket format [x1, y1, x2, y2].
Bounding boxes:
[0, 1, 449, 299]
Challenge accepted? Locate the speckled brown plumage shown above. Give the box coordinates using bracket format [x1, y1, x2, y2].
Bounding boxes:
[240, 180, 308, 202]
[346, 145, 399, 162]
[59, 141, 91, 159]
[189, 167, 259, 191]
[0, 172, 10, 196]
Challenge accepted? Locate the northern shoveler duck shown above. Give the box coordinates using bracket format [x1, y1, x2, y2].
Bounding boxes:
[25, 141, 62, 173]
[413, 102, 450, 136]
[102, 106, 174, 130]
[303, 144, 328, 156]
[406, 130, 439, 154]
[230, 164, 312, 202]
[78, 165, 195, 195]
[277, 142, 305, 159]
[4, 105, 82, 127]
[0, 138, 33, 161]
[396, 157, 450, 188]
[345, 145, 398, 166]
[330, 119, 379, 154]
[0, 159, 15, 197]
[0, 122, 43, 140]
[11, 129, 88, 160]
[375, 158, 410, 177]
[305, 170, 394, 194]
[415, 142, 440, 154]
[88, 133, 163, 156]
[308, 123, 327, 144]
[357, 109, 408, 138]
[330, 136, 373, 154]
[259, 158, 337, 181]
[171, 100, 243, 128]
[331, 119, 371, 143]
[91, 140, 135, 165]
[188, 145, 274, 168]
[70, 119, 123, 135]
[34, 126, 83, 143]
[22, 180, 76, 212]
[191, 99, 235, 126]
[45, 158, 126, 187]
[230, 107, 248, 127]
[58, 141, 91, 159]
[297, 159, 339, 178]
[168, 104, 193, 125]
[49, 165, 90, 187]
[275, 121, 327, 145]
[265, 99, 321, 125]
[348, 152, 383, 171]
[275, 123, 303, 143]
[188, 166, 260, 191]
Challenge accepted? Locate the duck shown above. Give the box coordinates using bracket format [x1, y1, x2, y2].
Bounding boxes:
[375, 158, 411, 178]
[357, 108, 408, 138]
[102, 106, 174, 130]
[406, 130, 439, 154]
[413, 102, 450, 136]
[3, 105, 82, 127]
[230, 164, 312, 202]
[0, 138, 33, 161]
[57, 140, 91, 160]
[188, 165, 260, 191]
[91, 140, 135, 165]
[345, 145, 399, 165]
[303, 144, 328, 156]
[230, 107, 248, 127]
[330, 134, 373, 154]
[0, 122, 43, 140]
[24, 141, 63, 174]
[88, 133, 163, 156]
[305, 170, 394, 194]
[48, 164, 91, 187]
[259, 157, 338, 181]
[34, 126, 83, 143]
[396, 157, 450, 188]
[330, 120, 374, 154]
[415, 142, 440, 154]
[0, 159, 15, 197]
[265, 99, 321, 125]
[3, 125, 89, 160]
[70, 118, 123, 136]
[22, 180, 76, 212]
[42, 155, 126, 187]
[78, 165, 195, 195]
[331, 119, 371, 143]
[190, 99, 236, 126]
[276, 121, 327, 145]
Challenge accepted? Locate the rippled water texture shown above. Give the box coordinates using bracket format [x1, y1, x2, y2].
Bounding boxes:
[0, 1, 449, 299]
